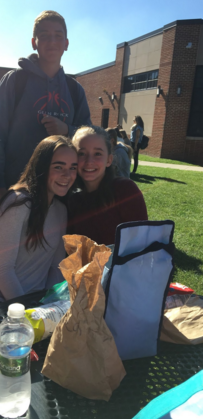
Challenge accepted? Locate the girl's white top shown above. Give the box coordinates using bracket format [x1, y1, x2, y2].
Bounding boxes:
[0, 192, 67, 301]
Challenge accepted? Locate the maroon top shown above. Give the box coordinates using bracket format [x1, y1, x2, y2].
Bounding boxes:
[67, 178, 148, 245]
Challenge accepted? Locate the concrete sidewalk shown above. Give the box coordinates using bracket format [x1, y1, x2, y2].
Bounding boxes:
[135, 161, 203, 172]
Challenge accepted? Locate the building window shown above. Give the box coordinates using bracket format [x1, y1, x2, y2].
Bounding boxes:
[123, 70, 159, 93]
[187, 66, 203, 137]
[101, 109, 109, 129]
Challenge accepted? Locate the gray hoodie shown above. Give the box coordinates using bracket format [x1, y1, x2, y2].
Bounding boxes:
[113, 143, 131, 178]
[0, 54, 91, 188]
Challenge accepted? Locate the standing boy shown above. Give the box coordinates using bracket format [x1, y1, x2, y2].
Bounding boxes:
[0, 10, 91, 195]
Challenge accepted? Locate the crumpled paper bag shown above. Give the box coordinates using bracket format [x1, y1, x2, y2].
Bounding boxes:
[41, 235, 126, 401]
[160, 295, 203, 344]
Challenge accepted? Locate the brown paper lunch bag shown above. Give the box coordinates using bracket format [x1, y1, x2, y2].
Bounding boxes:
[160, 295, 203, 345]
[41, 235, 126, 401]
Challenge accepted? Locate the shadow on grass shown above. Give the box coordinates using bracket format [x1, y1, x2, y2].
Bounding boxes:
[130, 173, 186, 185]
[174, 248, 203, 275]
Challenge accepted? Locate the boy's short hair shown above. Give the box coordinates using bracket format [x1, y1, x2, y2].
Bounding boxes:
[33, 10, 67, 38]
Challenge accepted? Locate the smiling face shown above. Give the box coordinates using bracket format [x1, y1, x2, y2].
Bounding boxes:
[76, 134, 113, 192]
[47, 146, 77, 204]
[32, 20, 69, 65]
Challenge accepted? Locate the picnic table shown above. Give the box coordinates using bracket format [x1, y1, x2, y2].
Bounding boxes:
[0, 290, 203, 419]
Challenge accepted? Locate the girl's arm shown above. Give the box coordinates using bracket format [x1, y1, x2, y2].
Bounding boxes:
[130, 126, 136, 142]
[0, 204, 29, 300]
[45, 209, 68, 289]
[45, 237, 66, 288]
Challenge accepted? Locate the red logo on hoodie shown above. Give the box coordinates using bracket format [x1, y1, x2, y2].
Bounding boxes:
[33, 91, 70, 123]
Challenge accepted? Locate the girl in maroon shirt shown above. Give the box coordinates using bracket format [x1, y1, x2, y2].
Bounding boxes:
[67, 126, 148, 245]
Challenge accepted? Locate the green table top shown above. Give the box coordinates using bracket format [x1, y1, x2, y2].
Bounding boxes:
[0, 291, 202, 419]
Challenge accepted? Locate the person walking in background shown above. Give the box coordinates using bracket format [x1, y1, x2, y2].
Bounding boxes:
[130, 116, 144, 173]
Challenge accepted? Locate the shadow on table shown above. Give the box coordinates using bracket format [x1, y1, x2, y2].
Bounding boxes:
[31, 364, 44, 384]
[31, 337, 154, 419]
[130, 173, 186, 185]
[27, 406, 41, 419]
[30, 342, 203, 419]
[174, 248, 203, 275]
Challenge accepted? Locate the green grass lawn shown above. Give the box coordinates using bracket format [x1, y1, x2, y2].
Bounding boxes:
[139, 154, 199, 166]
[130, 164, 203, 294]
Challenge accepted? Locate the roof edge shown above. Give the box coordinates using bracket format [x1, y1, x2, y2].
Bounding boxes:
[118, 18, 203, 48]
[75, 61, 116, 77]
[122, 27, 164, 47]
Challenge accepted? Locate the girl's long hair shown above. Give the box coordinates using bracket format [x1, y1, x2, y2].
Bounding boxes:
[131, 115, 144, 131]
[72, 126, 115, 209]
[0, 136, 76, 250]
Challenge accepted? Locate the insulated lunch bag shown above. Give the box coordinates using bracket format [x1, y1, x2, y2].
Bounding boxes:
[104, 220, 175, 360]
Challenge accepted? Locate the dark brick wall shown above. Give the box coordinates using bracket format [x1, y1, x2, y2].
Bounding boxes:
[184, 139, 203, 166]
[150, 27, 176, 157]
[162, 23, 203, 163]
[76, 46, 125, 128]
[150, 22, 203, 165]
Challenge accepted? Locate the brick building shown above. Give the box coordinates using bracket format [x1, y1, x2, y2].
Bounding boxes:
[75, 19, 203, 166]
[1, 19, 203, 165]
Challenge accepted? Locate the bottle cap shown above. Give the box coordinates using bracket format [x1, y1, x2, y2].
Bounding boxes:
[7, 303, 25, 318]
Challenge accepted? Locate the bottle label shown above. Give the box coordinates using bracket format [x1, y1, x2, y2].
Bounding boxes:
[0, 353, 30, 377]
[25, 300, 71, 344]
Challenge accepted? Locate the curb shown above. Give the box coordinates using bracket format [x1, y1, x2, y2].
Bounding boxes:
[132, 161, 203, 172]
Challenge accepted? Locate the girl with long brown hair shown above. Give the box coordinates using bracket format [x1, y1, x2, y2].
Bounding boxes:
[0, 136, 77, 301]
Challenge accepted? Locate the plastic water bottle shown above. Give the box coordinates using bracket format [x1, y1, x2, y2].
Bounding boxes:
[0, 303, 34, 418]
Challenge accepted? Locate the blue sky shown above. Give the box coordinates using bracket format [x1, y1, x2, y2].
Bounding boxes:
[0, 0, 202, 74]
